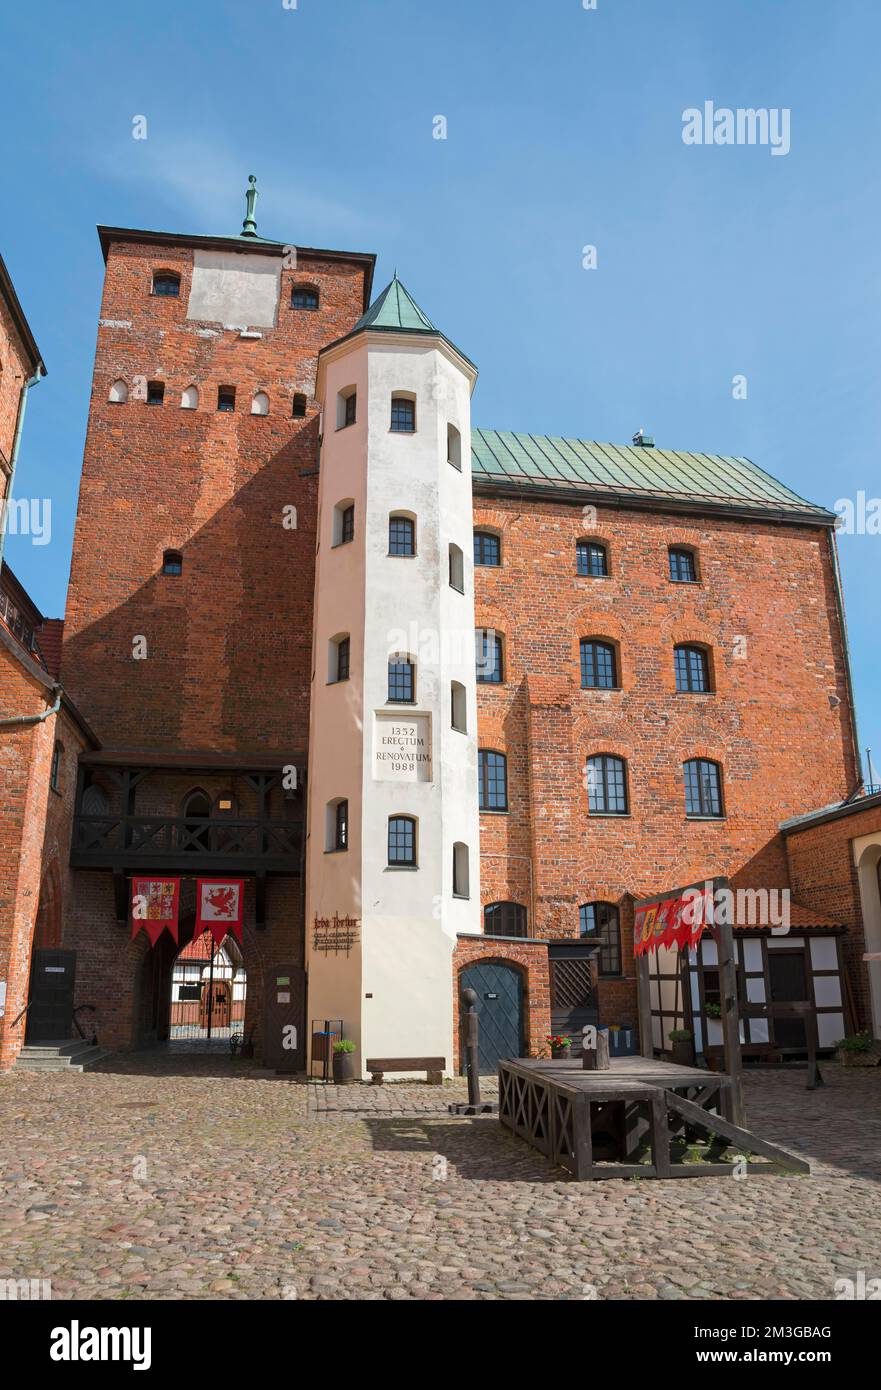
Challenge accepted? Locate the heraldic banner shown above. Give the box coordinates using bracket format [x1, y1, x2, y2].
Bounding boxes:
[194, 879, 245, 947]
[633, 881, 714, 957]
[130, 878, 181, 946]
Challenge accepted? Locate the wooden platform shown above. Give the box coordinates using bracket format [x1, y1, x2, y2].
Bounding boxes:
[498, 1057, 810, 1180]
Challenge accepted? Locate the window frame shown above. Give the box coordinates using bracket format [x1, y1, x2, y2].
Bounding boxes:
[162, 550, 183, 576]
[388, 814, 417, 868]
[579, 901, 622, 977]
[669, 546, 699, 584]
[291, 285, 320, 311]
[390, 394, 416, 434]
[586, 753, 629, 816]
[684, 758, 725, 818]
[478, 749, 509, 812]
[151, 271, 181, 298]
[475, 629, 504, 684]
[217, 385, 236, 413]
[388, 514, 416, 557]
[580, 639, 618, 690]
[674, 644, 711, 693]
[50, 742, 62, 793]
[576, 540, 609, 578]
[146, 380, 165, 406]
[334, 799, 348, 852]
[473, 530, 501, 567]
[483, 901, 528, 938]
[387, 657, 416, 704]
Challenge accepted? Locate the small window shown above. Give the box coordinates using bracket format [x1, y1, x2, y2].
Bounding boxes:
[580, 640, 617, 690]
[218, 386, 236, 413]
[577, 540, 608, 577]
[579, 902, 621, 976]
[390, 395, 416, 433]
[586, 754, 628, 815]
[389, 515, 415, 556]
[388, 657, 415, 703]
[50, 742, 62, 792]
[388, 815, 417, 867]
[292, 286, 319, 310]
[292, 393, 307, 418]
[147, 380, 165, 406]
[484, 902, 527, 938]
[475, 629, 503, 684]
[447, 423, 462, 469]
[162, 550, 182, 576]
[333, 501, 355, 546]
[337, 388, 356, 429]
[251, 391, 269, 416]
[684, 759, 724, 818]
[669, 547, 698, 583]
[453, 842, 470, 898]
[152, 272, 180, 298]
[474, 531, 501, 566]
[181, 384, 198, 410]
[675, 645, 710, 693]
[108, 379, 128, 404]
[329, 634, 350, 683]
[451, 680, 467, 733]
[478, 750, 508, 811]
[449, 543, 464, 592]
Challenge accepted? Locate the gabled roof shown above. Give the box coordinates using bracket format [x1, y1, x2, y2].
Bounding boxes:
[351, 274, 437, 333]
[471, 429, 834, 524]
[0, 253, 46, 376]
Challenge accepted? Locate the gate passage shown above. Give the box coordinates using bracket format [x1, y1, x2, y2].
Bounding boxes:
[169, 932, 246, 1042]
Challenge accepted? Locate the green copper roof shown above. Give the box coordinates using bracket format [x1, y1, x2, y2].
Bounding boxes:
[470, 430, 833, 521]
[351, 274, 437, 333]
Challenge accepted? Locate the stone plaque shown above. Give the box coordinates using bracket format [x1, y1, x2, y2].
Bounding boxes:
[374, 713, 432, 782]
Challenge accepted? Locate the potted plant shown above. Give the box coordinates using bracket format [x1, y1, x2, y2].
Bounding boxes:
[332, 1038, 357, 1084]
[547, 1034, 572, 1060]
[668, 1027, 694, 1067]
[704, 1002, 722, 1019]
[833, 1032, 878, 1068]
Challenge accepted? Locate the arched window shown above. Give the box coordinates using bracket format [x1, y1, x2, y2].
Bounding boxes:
[333, 500, 355, 546]
[453, 842, 470, 898]
[576, 540, 609, 577]
[474, 530, 501, 567]
[580, 639, 618, 689]
[674, 644, 711, 692]
[337, 387, 356, 428]
[449, 543, 464, 592]
[182, 789, 211, 852]
[390, 393, 416, 433]
[108, 379, 128, 404]
[292, 285, 319, 310]
[475, 628, 503, 683]
[447, 423, 462, 469]
[251, 391, 270, 416]
[389, 514, 416, 556]
[292, 393, 308, 418]
[180, 384, 199, 410]
[326, 798, 348, 851]
[147, 380, 165, 405]
[586, 754, 628, 815]
[478, 750, 508, 811]
[451, 680, 467, 732]
[81, 783, 109, 817]
[50, 742, 63, 792]
[388, 815, 417, 867]
[684, 759, 724, 818]
[669, 547, 698, 583]
[329, 634, 350, 683]
[484, 902, 527, 938]
[579, 902, 622, 976]
[162, 550, 182, 576]
[388, 656, 415, 703]
[152, 271, 180, 298]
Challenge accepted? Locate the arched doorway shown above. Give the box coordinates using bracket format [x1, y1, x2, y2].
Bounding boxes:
[459, 960, 524, 1073]
[169, 931, 247, 1048]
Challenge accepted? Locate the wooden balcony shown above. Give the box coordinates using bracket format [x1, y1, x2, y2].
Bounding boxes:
[71, 813, 302, 874]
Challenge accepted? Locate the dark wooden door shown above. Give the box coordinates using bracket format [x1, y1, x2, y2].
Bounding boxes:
[549, 944, 599, 1041]
[26, 950, 77, 1042]
[768, 950, 808, 1049]
[263, 966, 306, 1072]
[460, 962, 523, 1073]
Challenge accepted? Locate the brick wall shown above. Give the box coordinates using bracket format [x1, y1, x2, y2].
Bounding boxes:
[0, 283, 33, 492]
[452, 935, 551, 1071]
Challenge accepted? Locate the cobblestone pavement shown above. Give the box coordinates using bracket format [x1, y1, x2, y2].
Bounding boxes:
[1, 1055, 879, 1300]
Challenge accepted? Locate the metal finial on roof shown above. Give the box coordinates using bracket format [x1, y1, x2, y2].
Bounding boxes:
[241, 174, 258, 238]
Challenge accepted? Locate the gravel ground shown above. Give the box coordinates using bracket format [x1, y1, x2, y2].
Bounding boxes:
[1, 1054, 878, 1300]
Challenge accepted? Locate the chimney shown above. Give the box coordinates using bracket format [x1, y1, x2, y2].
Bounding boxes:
[632, 429, 655, 448]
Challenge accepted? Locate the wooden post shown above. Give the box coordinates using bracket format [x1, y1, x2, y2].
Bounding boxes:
[637, 951, 653, 1058]
[714, 880, 745, 1126]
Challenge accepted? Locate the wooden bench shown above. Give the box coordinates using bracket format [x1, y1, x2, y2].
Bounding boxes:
[366, 1056, 445, 1086]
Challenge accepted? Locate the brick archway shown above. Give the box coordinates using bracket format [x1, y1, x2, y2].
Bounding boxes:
[452, 937, 551, 1071]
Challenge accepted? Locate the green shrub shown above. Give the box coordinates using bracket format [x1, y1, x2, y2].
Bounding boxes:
[333, 1039, 356, 1054]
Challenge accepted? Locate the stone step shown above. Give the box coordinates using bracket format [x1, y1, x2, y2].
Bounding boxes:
[15, 1046, 113, 1073]
[19, 1040, 95, 1059]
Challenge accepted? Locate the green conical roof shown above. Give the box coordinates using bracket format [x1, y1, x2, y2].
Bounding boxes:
[351, 273, 437, 333]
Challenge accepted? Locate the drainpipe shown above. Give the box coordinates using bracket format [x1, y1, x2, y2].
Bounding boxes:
[0, 692, 61, 729]
[0, 364, 45, 572]
[828, 525, 863, 788]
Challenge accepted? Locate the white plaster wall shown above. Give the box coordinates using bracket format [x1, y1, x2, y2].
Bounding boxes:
[853, 834, 881, 1038]
[187, 250, 281, 329]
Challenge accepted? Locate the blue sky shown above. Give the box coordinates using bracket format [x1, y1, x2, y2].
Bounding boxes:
[1, 0, 878, 772]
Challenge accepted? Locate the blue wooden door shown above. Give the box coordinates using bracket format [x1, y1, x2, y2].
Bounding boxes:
[460, 961, 523, 1073]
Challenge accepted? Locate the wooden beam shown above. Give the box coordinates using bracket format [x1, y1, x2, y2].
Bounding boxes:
[664, 1091, 810, 1173]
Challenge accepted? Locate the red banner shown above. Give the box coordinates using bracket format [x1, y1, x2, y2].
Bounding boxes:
[130, 878, 181, 946]
[194, 879, 245, 947]
[633, 883, 713, 956]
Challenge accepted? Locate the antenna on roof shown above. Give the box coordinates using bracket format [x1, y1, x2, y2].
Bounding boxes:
[867, 747, 879, 795]
[241, 175, 258, 239]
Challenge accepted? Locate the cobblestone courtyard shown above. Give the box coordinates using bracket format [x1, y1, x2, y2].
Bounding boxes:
[1, 1056, 879, 1300]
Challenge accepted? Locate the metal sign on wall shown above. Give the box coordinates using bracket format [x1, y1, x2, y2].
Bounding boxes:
[312, 913, 360, 956]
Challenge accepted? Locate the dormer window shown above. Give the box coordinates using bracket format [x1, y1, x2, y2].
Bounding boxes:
[292, 286, 319, 310]
[152, 272, 180, 298]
